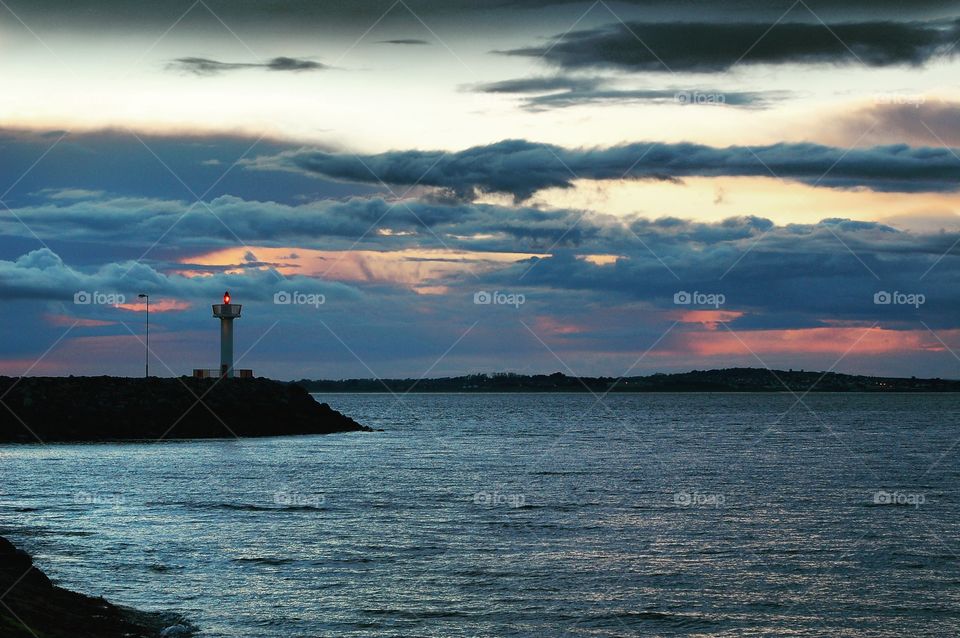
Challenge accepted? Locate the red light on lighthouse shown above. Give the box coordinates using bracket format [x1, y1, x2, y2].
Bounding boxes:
[223, 291, 231, 304]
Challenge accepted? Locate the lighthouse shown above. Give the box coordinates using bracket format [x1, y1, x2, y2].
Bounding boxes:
[212, 291, 241, 378]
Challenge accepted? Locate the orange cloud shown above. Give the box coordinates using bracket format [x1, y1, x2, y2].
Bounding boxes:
[44, 314, 117, 327]
[116, 299, 191, 313]
[677, 326, 950, 357]
[676, 310, 745, 330]
[180, 246, 545, 288]
[533, 316, 587, 337]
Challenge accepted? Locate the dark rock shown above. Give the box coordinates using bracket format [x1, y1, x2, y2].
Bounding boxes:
[0, 376, 370, 442]
[0, 535, 187, 637]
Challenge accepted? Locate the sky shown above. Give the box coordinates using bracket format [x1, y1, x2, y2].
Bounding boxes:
[2, 0, 960, 379]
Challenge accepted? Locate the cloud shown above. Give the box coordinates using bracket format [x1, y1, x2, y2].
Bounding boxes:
[0, 190, 602, 258]
[0, 247, 356, 304]
[169, 56, 326, 76]
[5, 198, 960, 376]
[467, 76, 784, 110]
[257, 138, 960, 200]
[16, 1, 958, 33]
[378, 39, 431, 45]
[826, 99, 960, 147]
[0, 127, 377, 208]
[503, 19, 960, 72]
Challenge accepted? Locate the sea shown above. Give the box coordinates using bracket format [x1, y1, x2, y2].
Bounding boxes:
[1, 393, 959, 637]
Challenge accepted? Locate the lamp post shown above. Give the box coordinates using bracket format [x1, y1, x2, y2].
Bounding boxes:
[138, 293, 149, 378]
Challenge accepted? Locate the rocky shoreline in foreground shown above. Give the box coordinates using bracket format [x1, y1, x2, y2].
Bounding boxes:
[0, 376, 371, 442]
[0, 535, 190, 637]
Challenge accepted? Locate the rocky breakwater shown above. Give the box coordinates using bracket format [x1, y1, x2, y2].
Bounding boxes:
[0, 376, 370, 442]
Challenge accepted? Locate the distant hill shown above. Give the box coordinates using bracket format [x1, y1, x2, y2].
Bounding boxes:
[295, 368, 960, 393]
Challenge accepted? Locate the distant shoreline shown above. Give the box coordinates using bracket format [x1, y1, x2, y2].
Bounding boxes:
[295, 367, 960, 393]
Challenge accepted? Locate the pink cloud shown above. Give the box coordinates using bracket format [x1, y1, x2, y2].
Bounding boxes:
[673, 326, 951, 357]
[44, 313, 117, 327]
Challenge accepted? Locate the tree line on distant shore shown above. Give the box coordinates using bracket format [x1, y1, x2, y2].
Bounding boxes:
[294, 368, 960, 393]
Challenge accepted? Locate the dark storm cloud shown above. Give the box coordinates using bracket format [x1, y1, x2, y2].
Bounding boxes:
[504, 19, 960, 72]
[471, 77, 602, 94]
[14, 1, 959, 32]
[6, 188, 960, 333]
[0, 128, 380, 208]
[257, 139, 960, 200]
[378, 39, 431, 45]
[0, 192, 596, 255]
[467, 76, 782, 110]
[168, 56, 325, 76]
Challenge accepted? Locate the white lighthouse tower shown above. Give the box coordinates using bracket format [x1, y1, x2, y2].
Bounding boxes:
[212, 291, 241, 378]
